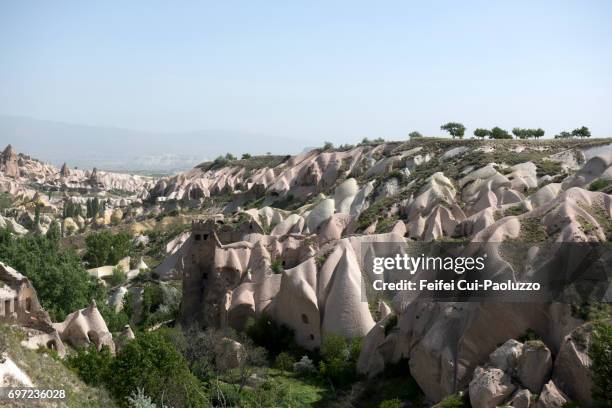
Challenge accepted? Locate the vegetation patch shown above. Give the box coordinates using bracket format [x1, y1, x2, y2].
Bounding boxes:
[0, 324, 117, 407]
[504, 205, 527, 216]
[432, 393, 468, 408]
[0, 227, 106, 321]
[588, 322, 612, 405]
[356, 196, 397, 232]
[588, 178, 612, 192]
[519, 218, 549, 242]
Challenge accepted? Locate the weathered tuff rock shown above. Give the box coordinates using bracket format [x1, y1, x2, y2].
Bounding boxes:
[489, 339, 523, 373]
[517, 341, 553, 393]
[536, 381, 568, 408]
[469, 366, 516, 408]
[53, 299, 115, 354]
[552, 324, 594, 406]
[508, 388, 532, 408]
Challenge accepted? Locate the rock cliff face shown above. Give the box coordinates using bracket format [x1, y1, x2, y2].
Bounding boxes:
[158, 138, 611, 405]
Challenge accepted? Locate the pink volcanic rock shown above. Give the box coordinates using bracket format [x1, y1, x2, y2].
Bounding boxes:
[552, 324, 594, 406]
[274, 258, 321, 348]
[455, 208, 496, 237]
[524, 183, 562, 210]
[321, 242, 375, 339]
[53, 299, 115, 353]
[316, 213, 351, 245]
[562, 150, 612, 189]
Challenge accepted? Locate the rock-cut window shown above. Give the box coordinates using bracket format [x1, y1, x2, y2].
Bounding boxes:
[301, 313, 309, 324]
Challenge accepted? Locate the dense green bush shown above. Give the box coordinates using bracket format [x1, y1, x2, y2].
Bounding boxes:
[433, 394, 467, 407]
[108, 330, 207, 407]
[589, 322, 612, 404]
[138, 282, 181, 329]
[274, 352, 296, 373]
[108, 265, 127, 287]
[246, 314, 303, 358]
[0, 228, 105, 321]
[588, 179, 612, 192]
[65, 345, 113, 387]
[85, 230, 132, 268]
[318, 333, 362, 388]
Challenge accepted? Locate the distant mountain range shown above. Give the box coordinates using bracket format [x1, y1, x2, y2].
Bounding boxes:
[0, 115, 309, 172]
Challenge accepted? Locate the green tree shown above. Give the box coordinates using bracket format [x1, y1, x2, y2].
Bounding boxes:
[512, 127, 527, 139]
[489, 126, 512, 139]
[225, 153, 237, 161]
[241, 153, 252, 159]
[473, 128, 490, 140]
[440, 122, 466, 139]
[572, 126, 591, 138]
[533, 128, 545, 139]
[0, 228, 105, 321]
[323, 141, 334, 150]
[408, 131, 423, 139]
[84, 230, 132, 268]
[555, 131, 572, 139]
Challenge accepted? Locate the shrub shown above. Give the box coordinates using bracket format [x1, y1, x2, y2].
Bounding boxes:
[138, 283, 181, 329]
[518, 328, 541, 343]
[318, 334, 362, 388]
[589, 322, 612, 404]
[125, 388, 158, 408]
[433, 394, 467, 407]
[379, 398, 402, 408]
[274, 352, 296, 373]
[271, 258, 283, 274]
[65, 345, 113, 387]
[323, 141, 334, 150]
[293, 355, 316, 375]
[109, 265, 127, 287]
[108, 330, 207, 407]
[241, 153, 252, 159]
[588, 179, 611, 192]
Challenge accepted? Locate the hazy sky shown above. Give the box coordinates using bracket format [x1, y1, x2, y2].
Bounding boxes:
[1, 0, 611, 144]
